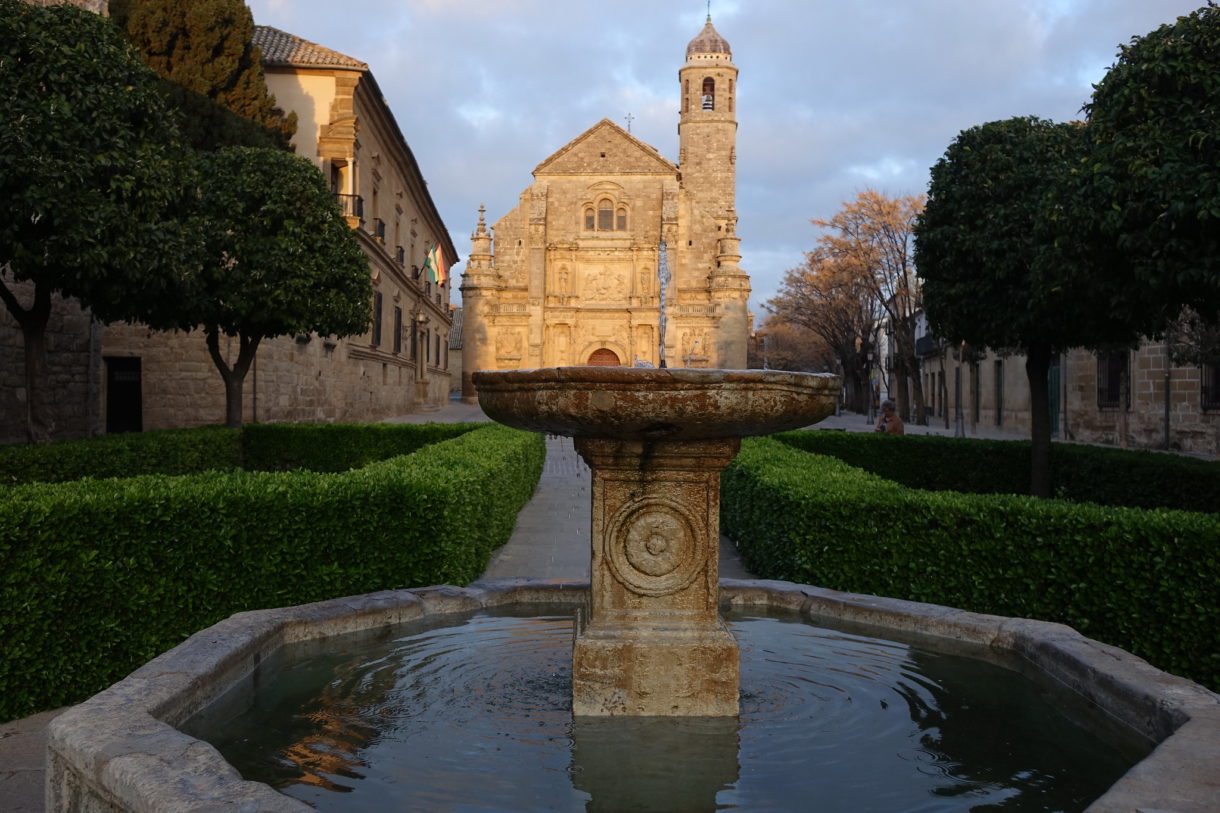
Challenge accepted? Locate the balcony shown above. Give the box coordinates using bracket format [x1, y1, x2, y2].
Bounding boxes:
[373, 218, 386, 244]
[915, 335, 943, 357]
[334, 193, 364, 229]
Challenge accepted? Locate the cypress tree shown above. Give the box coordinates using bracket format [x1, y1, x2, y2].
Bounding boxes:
[111, 0, 296, 150]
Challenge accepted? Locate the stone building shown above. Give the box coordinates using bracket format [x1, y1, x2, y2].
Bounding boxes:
[100, 26, 457, 431]
[905, 338, 1220, 458]
[460, 16, 751, 399]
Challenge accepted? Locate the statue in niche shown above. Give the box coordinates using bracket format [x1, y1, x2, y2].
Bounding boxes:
[638, 268, 652, 294]
[556, 267, 570, 294]
[554, 327, 570, 364]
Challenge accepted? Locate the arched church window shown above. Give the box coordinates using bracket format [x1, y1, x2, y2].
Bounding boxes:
[598, 200, 614, 231]
[616, 207, 628, 231]
[702, 77, 715, 110]
[584, 207, 595, 230]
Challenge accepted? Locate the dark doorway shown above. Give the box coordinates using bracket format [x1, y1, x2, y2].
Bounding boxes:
[587, 348, 621, 367]
[105, 356, 142, 433]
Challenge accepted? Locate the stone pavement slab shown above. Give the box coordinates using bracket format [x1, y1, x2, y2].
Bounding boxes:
[0, 708, 64, 813]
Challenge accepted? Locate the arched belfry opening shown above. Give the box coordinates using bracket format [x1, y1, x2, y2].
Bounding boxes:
[701, 77, 715, 110]
[587, 348, 621, 367]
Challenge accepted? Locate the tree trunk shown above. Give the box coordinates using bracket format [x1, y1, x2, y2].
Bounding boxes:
[205, 328, 262, 429]
[908, 353, 928, 425]
[893, 355, 911, 419]
[0, 275, 54, 443]
[1026, 343, 1053, 498]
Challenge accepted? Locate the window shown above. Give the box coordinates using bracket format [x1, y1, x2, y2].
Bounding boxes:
[598, 200, 614, 231]
[1097, 351, 1130, 409]
[587, 200, 628, 232]
[702, 77, 715, 110]
[993, 360, 1004, 426]
[1203, 363, 1220, 410]
[371, 291, 383, 346]
[393, 306, 402, 354]
[683, 79, 689, 113]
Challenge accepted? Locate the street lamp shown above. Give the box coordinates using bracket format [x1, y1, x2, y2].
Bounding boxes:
[866, 350, 875, 425]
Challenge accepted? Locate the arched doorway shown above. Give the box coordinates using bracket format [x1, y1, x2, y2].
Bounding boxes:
[587, 348, 621, 367]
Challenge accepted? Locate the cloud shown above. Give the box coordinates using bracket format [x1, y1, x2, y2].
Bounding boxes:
[245, 0, 1204, 313]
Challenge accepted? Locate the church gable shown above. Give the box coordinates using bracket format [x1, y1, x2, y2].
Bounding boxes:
[534, 118, 676, 176]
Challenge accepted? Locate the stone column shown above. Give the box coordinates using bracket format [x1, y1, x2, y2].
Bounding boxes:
[571, 437, 740, 716]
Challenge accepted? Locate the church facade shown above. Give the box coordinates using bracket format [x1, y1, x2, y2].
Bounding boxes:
[460, 17, 750, 400]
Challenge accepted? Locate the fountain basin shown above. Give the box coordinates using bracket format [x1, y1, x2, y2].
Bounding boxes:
[46, 579, 1220, 811]
[473, 367, 839, 440]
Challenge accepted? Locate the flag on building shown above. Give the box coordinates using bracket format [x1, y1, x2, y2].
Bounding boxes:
[433, 244, 447, 285]
[421, 244, 436, 283]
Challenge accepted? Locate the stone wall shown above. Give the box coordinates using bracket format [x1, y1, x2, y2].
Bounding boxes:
[101, 323, 448, 430]
[1064, 343, 1219, 456]
[0, 276, 101, 444]
[24, 0, 108, 13]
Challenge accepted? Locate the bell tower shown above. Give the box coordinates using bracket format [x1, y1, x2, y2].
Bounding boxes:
[678, 14, 737, 219]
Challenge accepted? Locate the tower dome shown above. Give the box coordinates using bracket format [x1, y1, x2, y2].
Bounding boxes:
[686, 15, 731, 59]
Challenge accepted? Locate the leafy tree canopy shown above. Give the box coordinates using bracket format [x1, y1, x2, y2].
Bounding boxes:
[916, 116, 1145, 354]
[0, 0, 190, 322]
[1083, 3, 1220, 322]
[111, 0, 296, 150]
[189, 146, 371, 427]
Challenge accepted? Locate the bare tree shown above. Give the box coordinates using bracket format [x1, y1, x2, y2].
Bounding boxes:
[814, 190, 926, 423]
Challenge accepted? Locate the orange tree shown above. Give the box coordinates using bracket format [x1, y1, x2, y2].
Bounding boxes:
[0, 0, 190, 442]
[915, 117, 1150, 497]
[189, 147, 371, 428]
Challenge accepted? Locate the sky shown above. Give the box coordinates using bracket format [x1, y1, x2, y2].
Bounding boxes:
[244, 0, 1206, 319]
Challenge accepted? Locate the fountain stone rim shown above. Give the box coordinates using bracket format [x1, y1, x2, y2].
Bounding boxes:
[472, 366, 840, 441]
[44, 578, 1220, 813]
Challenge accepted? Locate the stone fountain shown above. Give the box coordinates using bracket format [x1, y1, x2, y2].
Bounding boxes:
[472, 366, 839, 716]
[44, 365, 1220, 810]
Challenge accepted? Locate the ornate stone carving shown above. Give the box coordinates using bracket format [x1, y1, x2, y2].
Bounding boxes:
[606, 498, 703, 596]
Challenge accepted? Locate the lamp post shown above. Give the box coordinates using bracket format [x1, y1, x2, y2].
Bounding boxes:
[412, 309, 430, 408]
[866, 350, 875, 425]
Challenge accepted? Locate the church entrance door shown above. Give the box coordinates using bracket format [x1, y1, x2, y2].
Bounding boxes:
[587, 348, 621, 367]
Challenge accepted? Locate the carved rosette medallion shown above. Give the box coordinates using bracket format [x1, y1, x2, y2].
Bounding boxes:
[606, 497, 704, 596]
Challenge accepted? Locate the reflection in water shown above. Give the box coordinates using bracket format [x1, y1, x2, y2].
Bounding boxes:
[572, 716, 739, 812]
[188, 606, 1137, 812]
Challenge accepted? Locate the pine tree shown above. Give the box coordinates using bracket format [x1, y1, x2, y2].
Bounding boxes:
[111, 0, 296, 150]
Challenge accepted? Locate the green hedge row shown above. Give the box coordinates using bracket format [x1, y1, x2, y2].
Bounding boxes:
[0, 423, 545, 722]
[0, 427, 241, 485]
[773, 430, 1220, 513]
[240, 421, 479, 472]
[722, 437, 1220, 691]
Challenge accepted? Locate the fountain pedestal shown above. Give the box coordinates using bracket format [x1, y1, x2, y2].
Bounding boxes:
[474, 367, 839, 716]
[574, 437, 740, 715]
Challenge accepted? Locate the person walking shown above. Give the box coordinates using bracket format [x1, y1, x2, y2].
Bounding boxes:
[874, 399, 905, 435]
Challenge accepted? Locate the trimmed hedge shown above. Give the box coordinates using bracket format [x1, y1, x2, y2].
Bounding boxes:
[722, 437, 1220, 691]
[241, 421, 481, 472]
[0, 423, 544, 722]
[774, 430, 1220, 513]
[0, 427, 240, 486]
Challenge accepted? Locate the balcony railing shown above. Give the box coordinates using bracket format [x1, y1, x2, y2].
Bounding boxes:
[334, 193, 363, 225]
[915, 335, 943, 357]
